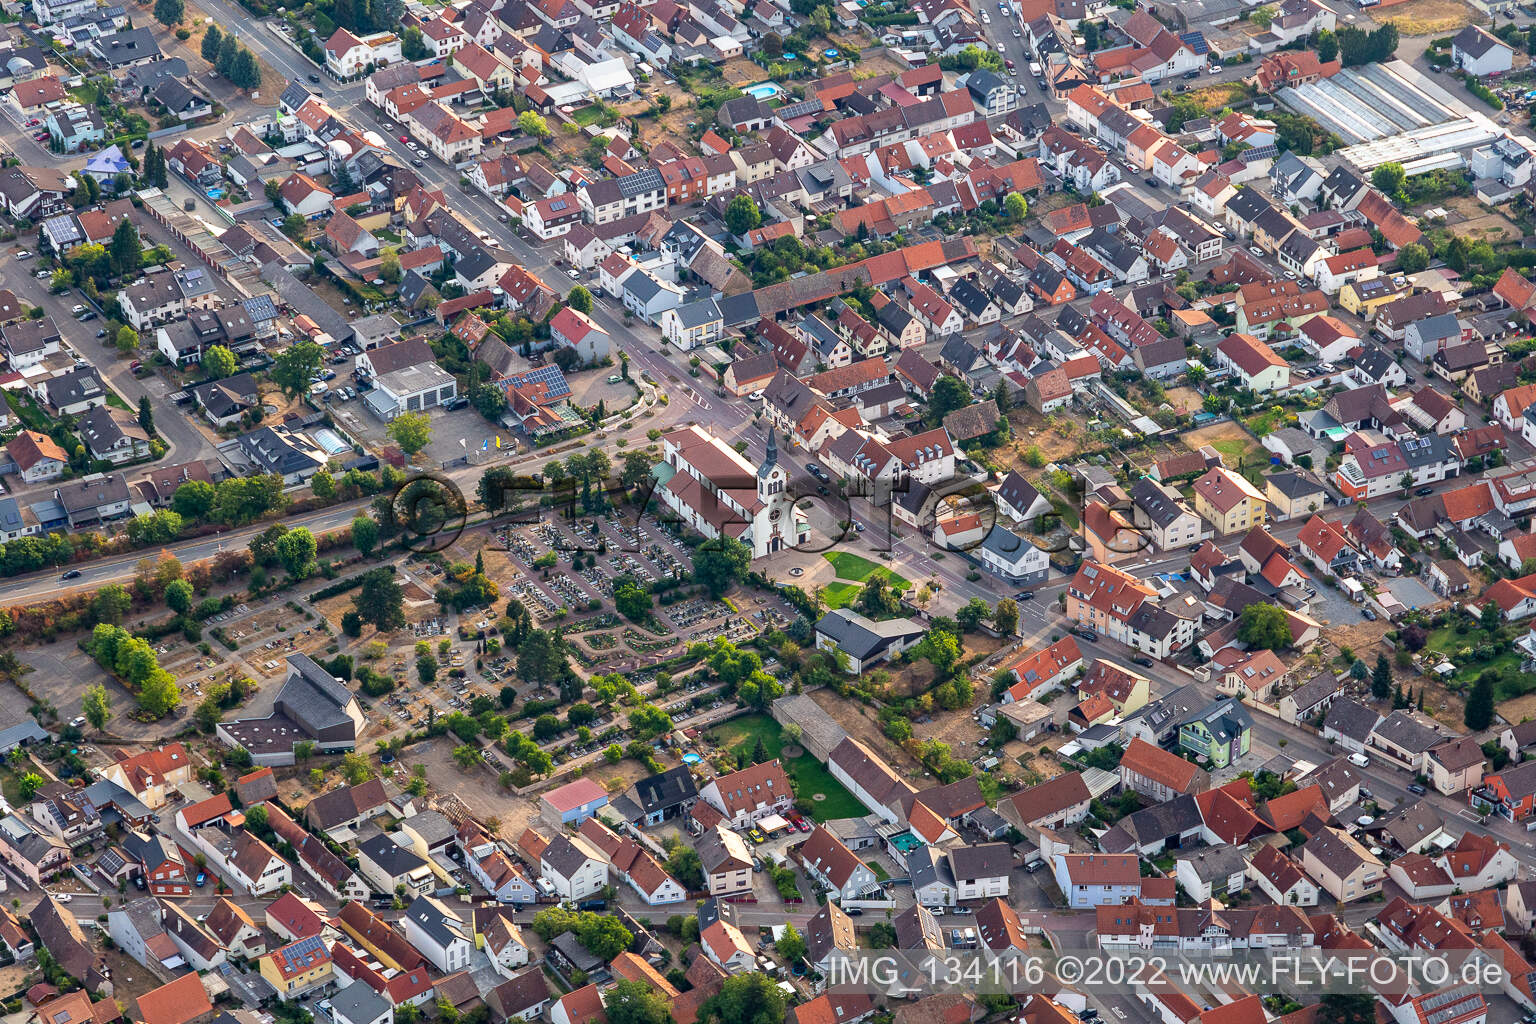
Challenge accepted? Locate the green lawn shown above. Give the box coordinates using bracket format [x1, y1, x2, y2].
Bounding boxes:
[1424, 625, 1536, 697]
[819, 582, 861, 609]
[709, 713, 867, 821]
[823, 552, 910, 591]
[1244, 408, 1286, 437]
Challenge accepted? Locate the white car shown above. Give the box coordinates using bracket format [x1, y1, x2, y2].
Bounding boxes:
[52, 892, 72, 903]
[747, 390, 764, 401]
[1347, 752, 1370, 768]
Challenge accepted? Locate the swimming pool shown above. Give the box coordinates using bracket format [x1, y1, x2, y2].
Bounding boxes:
[313, 427, 351, 456]
[744, 81, 782, 101]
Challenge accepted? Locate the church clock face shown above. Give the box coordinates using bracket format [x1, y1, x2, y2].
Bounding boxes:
[770, 508, 781, 521]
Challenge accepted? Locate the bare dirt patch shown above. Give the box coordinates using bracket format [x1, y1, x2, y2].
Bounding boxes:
[1165, 386, 1205, 416]
[1378, 0, 1484, 33]
[1002, 408, 1092, 465]
[810, 688, 918, 771]
[1432, 195, 1520, 243]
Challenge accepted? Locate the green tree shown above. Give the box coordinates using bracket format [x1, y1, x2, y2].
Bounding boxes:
[517, 629, 570, 686]
[172, 480, 216, 520]
[665, 842, 703, 890]
[401, 26, 429, 60]
[929, 374, 970, 423]
[1316, 28, 1338, 62]
[138, 395, 155, 436]
[201, 23, 222, 61]
[604, 981, 671, 1024]
[956, 597, 991, 633]
[706, 973, 786, 1024]
[387, 412, 432, 458]
[517, 111, 551, 139]
[567, 285, 593, 314]
[613, 577, 652, 621]
[1481, 601, 1503, 633]
[270, 340, 324, 401]
[914, 628, 961, 678]
[18, 772, 44, 800]
[216, 32, 239, 77]
[692, 536, 751, 598]
[354, 567, 406, 632]
[724, 194, 762, 235]
[230, 48, 262, 91]
[452, 744, 480, 769]
[576, 914, 632, 959]
[1004, 192, 1028, 220]
[153, 0, 183, 24]
[92, 584, 133, 624]
[1466, 671, 1496, 730]
[775, 923, 807, 963]
[137, 669, 181, 718]
[1236, 602, 1291, 650]
[81, 683, 111, 733]
[351, 514, 379, 557]
[1248, 3, 1273, 26]
[201, 344, 237, 380]
[164, 578, 194, 615]
[379, 250, 402, 284]
[341, 752, 373, 785]
[1371, 161, 1406, 197]
[1372, 653, 1392, 700]
[110, 219, 142, 276]
[310, 470, 335, 501]
[993, 598, 1019, 636]
[116, 325, 139, 354]
[276, 527, 318, 579]
[1397, 242, 1429, 273]
[856, 575, 901, 618]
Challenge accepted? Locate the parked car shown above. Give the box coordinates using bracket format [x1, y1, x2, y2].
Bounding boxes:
[1407, 783, 1427, 795]
[747, 828, 766, 844]
[15, 250, 31, 260]
[195, 872, 206, 886]
[1131, 656, 1153, 667]
[1415, 486, 1433, 496]
[1348, 752, 1371, 768]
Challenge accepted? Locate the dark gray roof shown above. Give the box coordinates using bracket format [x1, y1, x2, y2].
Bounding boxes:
[1174, 844, 1245, 883]
[1266, 470, 1324, 499]
[814, 608, 925, 661]
[632, 764, 698, 813]
[1130, 479, 1187, 528]
[946, 842, 1010, 881]
[1322, 698, 1381, 742]
[331, 981, 393, 1024]
[277, 652, 357, 736]
[402, 895, 465, 950]
[541, 834, 597, 877]
[358, 833, 428, 877]
[907, 844, 955, 893]
[1370, 709, 1444, 754]
[1100, 794, 1203, 853]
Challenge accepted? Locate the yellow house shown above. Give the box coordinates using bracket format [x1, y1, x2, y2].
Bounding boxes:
[1192, 466, 1267, 536]
[260, 936, 334, 1000]
[453, 43, 516, 93]
[1338, 276, 1409, 318]
[1075, 660, 1151, 716]
[1082, 501, 1143, 564]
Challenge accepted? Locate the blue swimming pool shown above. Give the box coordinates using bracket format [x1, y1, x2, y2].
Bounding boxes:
[744, 82, 781, 100]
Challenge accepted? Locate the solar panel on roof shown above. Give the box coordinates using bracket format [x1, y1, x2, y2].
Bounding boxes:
[1180, 31, 1209, 55]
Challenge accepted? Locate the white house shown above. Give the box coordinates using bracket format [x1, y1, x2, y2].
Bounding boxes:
[538, 834, 607, 900]
[1453, 25, 1514, 77]
[400, 896, 473, 974]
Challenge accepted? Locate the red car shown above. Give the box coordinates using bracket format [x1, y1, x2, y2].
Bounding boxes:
[399, 135, 409, 143]
[24, 119, 38, 127]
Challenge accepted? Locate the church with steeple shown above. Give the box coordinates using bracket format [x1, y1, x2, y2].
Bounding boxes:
[657, 424, 808, 559]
